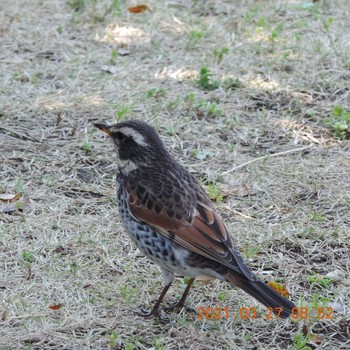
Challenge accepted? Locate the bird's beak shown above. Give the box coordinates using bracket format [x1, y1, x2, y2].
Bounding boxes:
[93, 122, 111, 136]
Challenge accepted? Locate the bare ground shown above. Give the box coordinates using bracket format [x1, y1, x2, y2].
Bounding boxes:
[0, 0, 350, 349]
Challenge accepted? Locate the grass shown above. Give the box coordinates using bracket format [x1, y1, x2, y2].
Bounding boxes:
[0, 0, 350, 349]
[206, 181, 224, 204]
[323, 105, 350, 139]
[195, 67, 221, 91]
[213, 47, 229, 64]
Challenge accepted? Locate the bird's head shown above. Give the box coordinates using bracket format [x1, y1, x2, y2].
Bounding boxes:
[93, 120, 169, 173]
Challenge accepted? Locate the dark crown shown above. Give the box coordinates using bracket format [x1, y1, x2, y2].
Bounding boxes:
[109, 120, 170, 163]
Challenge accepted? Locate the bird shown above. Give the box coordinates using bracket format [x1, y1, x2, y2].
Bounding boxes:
[93, 119, 296, 318]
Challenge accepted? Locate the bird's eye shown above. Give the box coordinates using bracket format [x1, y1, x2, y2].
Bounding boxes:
[115, 131, 127, 141]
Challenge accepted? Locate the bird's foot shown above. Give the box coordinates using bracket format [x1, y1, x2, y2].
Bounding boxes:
[135, 307, 158, 318]
[135, 307, 171, 323]
[164, 302, 196, 314]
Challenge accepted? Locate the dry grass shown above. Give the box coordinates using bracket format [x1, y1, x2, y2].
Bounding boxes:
[1, 0, 350, 349]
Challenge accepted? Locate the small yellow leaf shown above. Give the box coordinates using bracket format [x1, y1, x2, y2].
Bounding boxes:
[267, 281, 290, 298]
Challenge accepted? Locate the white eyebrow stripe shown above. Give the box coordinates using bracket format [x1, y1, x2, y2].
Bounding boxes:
[111, 126, 149, 147]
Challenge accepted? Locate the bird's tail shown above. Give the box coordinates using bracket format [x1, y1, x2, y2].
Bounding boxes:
[228, 274, 296, 319]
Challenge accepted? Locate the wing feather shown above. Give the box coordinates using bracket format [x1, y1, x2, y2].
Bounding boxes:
[122, 178, 255, 280]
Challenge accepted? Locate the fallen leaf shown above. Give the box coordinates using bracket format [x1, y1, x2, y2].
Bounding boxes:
[49, 304, 64, 310]
[100, 65, 120, 75]
[302, 324, 309, 337]
[326, 269, 344, 281]
[1, 309, 8, 321]
[118, 48, 130, 56]
[128, 4, 149, 13]
[238, 184, 249, 197]
[3, 203, 17, 214]
[267, 281, 290, 298]
[0, 193, 21, 202]
[328, 300, 344, 312]
[310, 333, 324, 345]
[2, 197, 29, 214]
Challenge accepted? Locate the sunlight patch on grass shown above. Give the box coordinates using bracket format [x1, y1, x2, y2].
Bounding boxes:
[154, 67, 198, 81]
[96, 24, 149, 44]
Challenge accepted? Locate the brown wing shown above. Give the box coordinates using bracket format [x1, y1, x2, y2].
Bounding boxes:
[122, 170, 255, 281]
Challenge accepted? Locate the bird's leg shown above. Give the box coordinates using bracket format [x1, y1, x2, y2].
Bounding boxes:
[164, 278, 196, 312]
[136, 282, 172, 317]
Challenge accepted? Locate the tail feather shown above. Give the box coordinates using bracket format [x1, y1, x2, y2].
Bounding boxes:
[229, 276, 296, 319]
